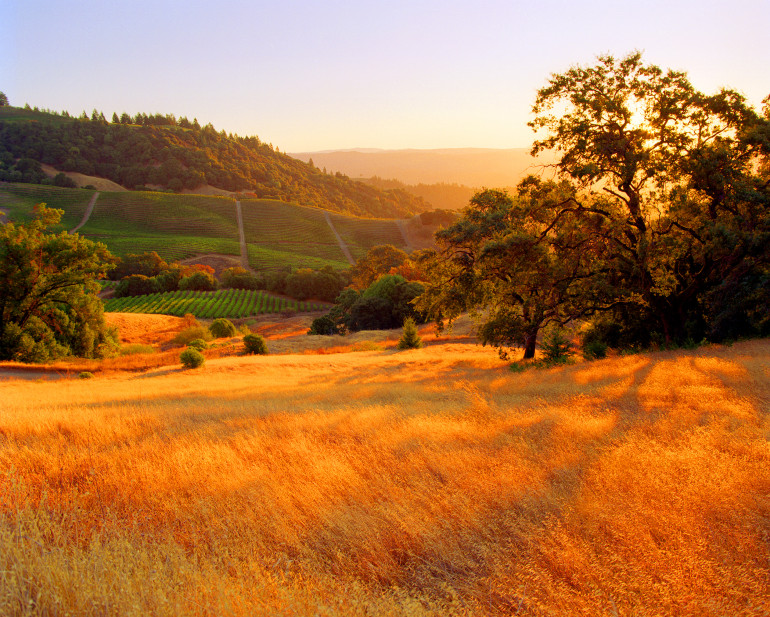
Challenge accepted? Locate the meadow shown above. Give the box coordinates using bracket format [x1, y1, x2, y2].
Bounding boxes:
[1, 326, 768, 616]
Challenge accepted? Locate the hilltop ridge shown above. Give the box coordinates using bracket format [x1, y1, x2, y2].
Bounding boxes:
[0, 106, 427, 219]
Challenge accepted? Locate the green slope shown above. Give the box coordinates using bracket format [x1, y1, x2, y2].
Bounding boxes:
[0, 183, 413, 270]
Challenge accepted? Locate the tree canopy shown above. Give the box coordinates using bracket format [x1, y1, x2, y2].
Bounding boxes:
[420, 53, 770, 358]
[0, 205, 118, 362]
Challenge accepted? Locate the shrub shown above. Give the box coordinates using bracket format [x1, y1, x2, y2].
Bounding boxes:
[210, 318, 237, 339]
[187, 338, 208, 351]
[78, 371, 94, 379]
[582, 339, 608, 360]
[172, 326, 212, 346]
[243, 333, 268, 355]
[114, 274, 158, 298]
[308, 315, 342, 336]
[180, 348, 205, 369]
[541, 327, 574, 364]
[398, 318, 422, 350]
[179, 271, 217, 292]
[119, 343, 156, 356]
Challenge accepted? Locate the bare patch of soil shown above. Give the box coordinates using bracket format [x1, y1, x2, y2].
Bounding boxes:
[40, 164, 127, 192]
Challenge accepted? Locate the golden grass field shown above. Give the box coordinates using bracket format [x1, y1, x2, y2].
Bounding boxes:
[1, 313, 769, 616]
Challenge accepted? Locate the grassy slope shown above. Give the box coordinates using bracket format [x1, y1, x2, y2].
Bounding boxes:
[1, 339, 769, 615]
[77, 190, 241, 260]
[0, 183, 96, 231]
[0, 183, 414, 269]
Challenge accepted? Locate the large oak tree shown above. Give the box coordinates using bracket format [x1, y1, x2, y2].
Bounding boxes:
[530, 52, 770, 345]
[0, 205, 118, 362]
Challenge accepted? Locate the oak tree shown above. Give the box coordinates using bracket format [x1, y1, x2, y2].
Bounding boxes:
[0, 205, 118, 362]
[529, 52, 770, 345]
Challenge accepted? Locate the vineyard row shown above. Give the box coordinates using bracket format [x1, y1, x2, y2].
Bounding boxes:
[104, 288, 326, 319]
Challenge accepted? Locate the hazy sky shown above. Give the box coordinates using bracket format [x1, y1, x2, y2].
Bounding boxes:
[2, 0, 768, 151]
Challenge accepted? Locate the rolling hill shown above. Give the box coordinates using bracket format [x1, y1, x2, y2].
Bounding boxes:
[0, 106, 427, 219]
[0, 183, 423, 271]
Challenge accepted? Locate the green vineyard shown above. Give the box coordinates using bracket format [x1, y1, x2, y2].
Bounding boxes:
[104, 289, 327, 319]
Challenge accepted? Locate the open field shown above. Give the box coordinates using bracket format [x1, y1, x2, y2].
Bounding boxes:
[1, 330, 769, 615]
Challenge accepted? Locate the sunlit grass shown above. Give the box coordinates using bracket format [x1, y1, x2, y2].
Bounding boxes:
[1, 340, 769, 615]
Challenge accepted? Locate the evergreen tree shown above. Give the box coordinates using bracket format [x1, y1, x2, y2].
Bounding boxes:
[398, 317, 422, 350]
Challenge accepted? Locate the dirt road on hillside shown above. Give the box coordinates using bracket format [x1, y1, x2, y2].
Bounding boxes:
[70, 191, 100, 233]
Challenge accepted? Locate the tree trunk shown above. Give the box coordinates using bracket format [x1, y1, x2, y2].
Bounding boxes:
[522, 329, 538, 359]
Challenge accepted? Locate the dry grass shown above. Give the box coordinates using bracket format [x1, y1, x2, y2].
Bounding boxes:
[1, 339, 769, 616]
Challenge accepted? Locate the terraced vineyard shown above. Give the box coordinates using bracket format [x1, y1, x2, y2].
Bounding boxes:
[240, 198, 350, 270]
[78, 191, 242, 260]
[104, 288, 327, 319]
[0, 183, 96, 231]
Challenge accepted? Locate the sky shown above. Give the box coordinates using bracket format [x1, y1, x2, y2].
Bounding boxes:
[1, 0, 768, 152]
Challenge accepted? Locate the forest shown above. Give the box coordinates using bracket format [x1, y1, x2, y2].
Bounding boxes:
[0, 106, 426, 218]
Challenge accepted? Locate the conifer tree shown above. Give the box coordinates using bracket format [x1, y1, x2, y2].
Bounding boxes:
[398, 317, 422, 350]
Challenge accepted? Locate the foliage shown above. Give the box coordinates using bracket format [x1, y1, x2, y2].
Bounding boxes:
[582, 339, 608, 361]
[220, 267, 264, 290]
[284, 266, 348, 302]
[171, 326, 211, 347]
[397, 318, 422, 350]
[529, 51, 770, 347]
[77, 371, 94, 379]
[418, 181, 597, 359]
[0, 106, 426, 218]
[0, 204, 118, 362]
[178, 270, 217, 292]
[350, 244, 409, 289]
[119, 343, 156, 356]
[115, 274, 158, 297]
[540, 327, 574, 364]
[110, 251, 169, 280]
[420, 53, 770, 357]
[186, 338, 208, 351]
[308, 314, 344, 336]
[243, 333, 268, 355]
[179, 347, 204, 369]
[209, 318, 236, 339]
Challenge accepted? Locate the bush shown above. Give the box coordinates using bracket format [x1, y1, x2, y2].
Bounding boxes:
[78, 371, 94, 379]
[187, 338, 208, 351]
[540, 327, 574, 364]
[179, 271, 217, 291]
[180, 348, 205, 369]
[243, 333, 268, 355]
[308, 315, 342, 336]
[119, 343, 156, 356]
[582, 339, 608, 360]
[172, 326, 212, 346]
[209, 318, 237, 339]
[398, 317, 422, 350]
[115, 274, 158, 298]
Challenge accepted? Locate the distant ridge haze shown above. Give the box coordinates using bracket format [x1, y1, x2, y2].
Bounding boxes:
[289, 148, 556, 188]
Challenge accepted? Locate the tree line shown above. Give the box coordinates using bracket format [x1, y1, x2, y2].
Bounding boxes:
[0, 106, 427, 218]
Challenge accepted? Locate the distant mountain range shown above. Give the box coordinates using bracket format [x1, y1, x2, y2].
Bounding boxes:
[289, 147, 556, 188]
